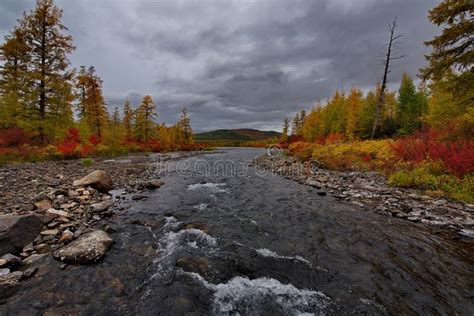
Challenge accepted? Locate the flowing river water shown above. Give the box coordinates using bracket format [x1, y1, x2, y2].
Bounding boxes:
[1, 148, 473, 315]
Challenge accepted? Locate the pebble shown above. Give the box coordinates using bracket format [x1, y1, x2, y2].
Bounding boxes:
[0, 268, 10, 276]
[41, 229, 59, 236]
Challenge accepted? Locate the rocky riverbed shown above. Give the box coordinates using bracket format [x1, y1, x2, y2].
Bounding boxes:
[253, 153, 474, 238]
[0, 152, 194, 300]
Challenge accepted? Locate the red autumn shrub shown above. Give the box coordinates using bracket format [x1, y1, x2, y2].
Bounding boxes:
[324, 133, 345, 144]
[288, 141, 314, 161]
[57, 128, 81, 158]
[80, 144, 93, 156]
[288, 135, 304, 143]
[392, 129, 474, 177]
[88, 135, 101, 146]
[0, 127, 29, 147]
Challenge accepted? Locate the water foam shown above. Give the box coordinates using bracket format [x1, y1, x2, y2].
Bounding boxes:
[256, 248, 312, 266]
[187, 182, 228, 193]
[184, 272, 332, 315]
[194, 203, 208, 211]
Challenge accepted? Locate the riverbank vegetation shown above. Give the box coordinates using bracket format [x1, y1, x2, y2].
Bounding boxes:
[0, 0, 200, 165]
[281, 1, 473, 203]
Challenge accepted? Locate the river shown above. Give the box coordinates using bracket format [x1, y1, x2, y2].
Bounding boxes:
[1, 148, 473, 315]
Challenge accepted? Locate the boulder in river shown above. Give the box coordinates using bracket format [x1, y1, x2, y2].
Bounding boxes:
[53, 230, 113, 264]
[0, 215, 42, 256]
[73, 170, 113, 193]
[138, 179, 165, 190]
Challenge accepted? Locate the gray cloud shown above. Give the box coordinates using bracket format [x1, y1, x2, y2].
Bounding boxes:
[0, 0, 439, 132]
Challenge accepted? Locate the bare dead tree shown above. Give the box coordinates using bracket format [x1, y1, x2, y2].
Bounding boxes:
[371, 17, 404, 139]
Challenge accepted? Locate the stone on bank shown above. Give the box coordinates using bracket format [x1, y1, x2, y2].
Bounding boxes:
[53, 230, 113, 264]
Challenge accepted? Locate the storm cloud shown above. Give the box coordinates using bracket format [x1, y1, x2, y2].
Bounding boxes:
[0, 0, 439, 131]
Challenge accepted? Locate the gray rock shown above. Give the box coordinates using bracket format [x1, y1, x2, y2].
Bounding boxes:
[53, 230, 113, 264]
[2, 254, 21, 266]
[73, 170, 113, 193]
[0, 215, 43, 256]
[89, 200, 114, 213]
[0, 268, 10, 276]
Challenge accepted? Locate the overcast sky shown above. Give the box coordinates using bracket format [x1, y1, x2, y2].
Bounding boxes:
[1, 0, 439, 132]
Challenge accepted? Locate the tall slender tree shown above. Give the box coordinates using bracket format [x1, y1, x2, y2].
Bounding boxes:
[179, 107, 193, 145]
[397, 73, 423, 135]
[0, 28, 30, 128]
[123, 100, 134, 140]
[280, 118, 289, 143]
[291, 112, 300, 136]
[84, 66, 108, 139]
[20, 0, 75, 142]
[345, 87, 363, 140]
[135, 95, 157, 143]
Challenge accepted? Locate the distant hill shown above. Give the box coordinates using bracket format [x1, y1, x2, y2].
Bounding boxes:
[194, 129, 280, 142]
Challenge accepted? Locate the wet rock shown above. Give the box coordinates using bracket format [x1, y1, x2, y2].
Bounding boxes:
[178, 222, 210, 234]
[139, 179, 165, 190]
[89, 200, 114, 213]
[21, 253, 47, 266]
[107, 277, 125, 297]
[0, 214, 43, 256]
[0, 271, 23, 283]
[58, 229, 74, 244]
[176, 256, 209, 275]
[53, 230, 113, 264]
[2, 254, 21, 267]
[457, 229, 474, 239]
[0, 259, 7, 267]
[132, 194, 148, 201]
[73, 170, 113, 193]
[34, 243, 50, 254]
[22, 267, 37, 279]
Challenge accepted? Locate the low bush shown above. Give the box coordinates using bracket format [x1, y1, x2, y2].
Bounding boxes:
[81, 157, 94, 167]
[392, 129, 474, 177]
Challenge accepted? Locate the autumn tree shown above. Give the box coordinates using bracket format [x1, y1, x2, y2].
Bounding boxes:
[20, 0, 75, 142]
[75, 66, 88, 119]
[83, 66, 108, 140]
[345, 87, 363, 140]
[323, 90, 346, 134]
[302, 105, 325, 142]
[0, 28, 30, 129]
[420, 0, 473, 104]
[123, 100, 134, 140]
[291, 112, 300, 136]
[280, 118, 289, 143]
[178, 107, 193, 145]
[135, 95, 157, 143]
[397, 73, 425, 135]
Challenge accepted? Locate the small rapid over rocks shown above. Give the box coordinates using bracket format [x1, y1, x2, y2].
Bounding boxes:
[0, 148, 472, 315]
